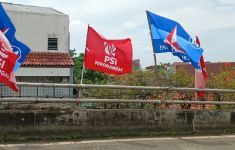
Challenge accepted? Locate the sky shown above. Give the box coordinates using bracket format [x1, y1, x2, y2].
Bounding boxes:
[1, 0, 235, 67]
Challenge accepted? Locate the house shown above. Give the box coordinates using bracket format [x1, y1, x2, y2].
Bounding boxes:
[1, 2, 74, 97]
[173, 62, 235, 75]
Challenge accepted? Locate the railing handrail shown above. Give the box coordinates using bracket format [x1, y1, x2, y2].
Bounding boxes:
[16, 82, 235, 93]
[1, 97, 235, 105]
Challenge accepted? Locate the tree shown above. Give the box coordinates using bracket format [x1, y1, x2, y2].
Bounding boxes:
[72, 52, 84, 84]
[72, 52, 108, 84]
[168, 68, 194, 87]
[206, 67, 235, 109]
[207, 67, 235, 89]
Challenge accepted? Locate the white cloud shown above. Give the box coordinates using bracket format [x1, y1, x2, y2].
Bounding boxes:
[123, 21, 138, 29]
[220, 0, 235, 5]
[70, 20, 84, 26]
[1, 0, 235, 67]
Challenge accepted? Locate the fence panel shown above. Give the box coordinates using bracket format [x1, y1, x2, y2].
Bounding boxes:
[0, 82, 235, 110]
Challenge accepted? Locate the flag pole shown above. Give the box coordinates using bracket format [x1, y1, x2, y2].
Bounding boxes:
[80, 62, 85, 84]
[79, 24, 90, 97]
[79, 62, 85, 98]
[146, 11, 158, 86]
[80, 24, 90, 85]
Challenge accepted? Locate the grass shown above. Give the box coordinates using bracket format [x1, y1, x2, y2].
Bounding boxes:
[1, 129, 235, 143]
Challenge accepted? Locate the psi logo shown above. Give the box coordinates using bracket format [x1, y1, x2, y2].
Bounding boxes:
[0, 42, 9, 69]
[104, 42, 117, 65]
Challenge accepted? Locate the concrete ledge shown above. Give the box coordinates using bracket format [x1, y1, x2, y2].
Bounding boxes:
[0, 109, 235, 140]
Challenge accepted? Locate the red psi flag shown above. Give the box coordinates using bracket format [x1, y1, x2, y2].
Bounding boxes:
[84, 26, 132, 75]
[195, 36, 208, 99]
[0, 31, 19, 92]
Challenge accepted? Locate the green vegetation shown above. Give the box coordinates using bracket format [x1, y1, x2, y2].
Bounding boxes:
[2, 129, 235, 143]
[72, 52, 108, 84]
[71, 51, 235, 109]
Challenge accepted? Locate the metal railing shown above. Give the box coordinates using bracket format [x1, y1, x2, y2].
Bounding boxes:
[1, 97, 235, 105]
[0, 82, 234, 106]
[16, 82, 235, 93]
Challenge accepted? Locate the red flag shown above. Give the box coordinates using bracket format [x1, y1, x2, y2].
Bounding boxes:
[84, 26, 132, 75]
[200, 55, 208, 81]
[0, 31, 19, 92]
[195, 36, 208, 98]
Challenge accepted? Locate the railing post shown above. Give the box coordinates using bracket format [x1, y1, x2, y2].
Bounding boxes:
[53, 87, 55, 98]
[36, 86, 38, 98]
[215, 93, 222, 110]
[36, 77, 39, 98]
[19, 85, 21, 98]
[0, 85, 2, 98]
[201, 96, 206, 109]
[78, 87, 83, 98]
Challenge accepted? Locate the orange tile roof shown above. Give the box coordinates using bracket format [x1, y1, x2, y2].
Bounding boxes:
[22, 52, 74, 67]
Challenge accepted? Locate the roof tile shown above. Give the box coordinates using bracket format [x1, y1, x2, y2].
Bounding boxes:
[22, 52, 74, 67]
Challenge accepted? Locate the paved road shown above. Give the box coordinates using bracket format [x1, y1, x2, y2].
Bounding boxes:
[1, 135, 235, 150]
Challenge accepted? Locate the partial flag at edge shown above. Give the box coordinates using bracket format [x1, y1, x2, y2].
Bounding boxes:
[0, 3, 31, 72]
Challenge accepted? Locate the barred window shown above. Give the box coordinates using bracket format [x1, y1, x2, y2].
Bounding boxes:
[48, 38, 58, 50]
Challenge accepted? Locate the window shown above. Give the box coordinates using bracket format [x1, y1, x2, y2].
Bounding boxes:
[48, 38, 58, 50]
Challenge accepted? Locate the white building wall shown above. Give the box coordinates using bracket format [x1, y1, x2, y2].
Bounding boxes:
[0, 3, 73, 98]
[15, 67, 71, 76]
[3, 5, 69, 52]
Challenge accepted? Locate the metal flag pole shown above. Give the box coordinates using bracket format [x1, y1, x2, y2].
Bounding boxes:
[78, 50, 87, 98]
[146, 11, 158, 86]
[80, 24, 90, 85]
[78, 55, 85, 98]
[80, 62, 85, 84]
[79, 24, 90, 97]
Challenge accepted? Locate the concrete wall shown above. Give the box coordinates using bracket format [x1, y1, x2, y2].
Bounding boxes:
[3, 4, 69, 52]
[0, 109, 235, 139]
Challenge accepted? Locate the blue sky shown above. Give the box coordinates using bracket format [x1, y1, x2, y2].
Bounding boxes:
[1, 0, 235, 67]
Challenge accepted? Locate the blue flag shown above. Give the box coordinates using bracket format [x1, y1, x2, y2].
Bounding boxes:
[0, 3, 31, 72]
[146, 11, 203, 69]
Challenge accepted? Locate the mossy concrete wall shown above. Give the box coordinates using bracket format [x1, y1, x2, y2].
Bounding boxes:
[0, 109, 235, 139]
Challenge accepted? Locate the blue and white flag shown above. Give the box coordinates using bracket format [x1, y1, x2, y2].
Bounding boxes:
[0, 3, 31, 72]
[146, 11, 203, 69]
